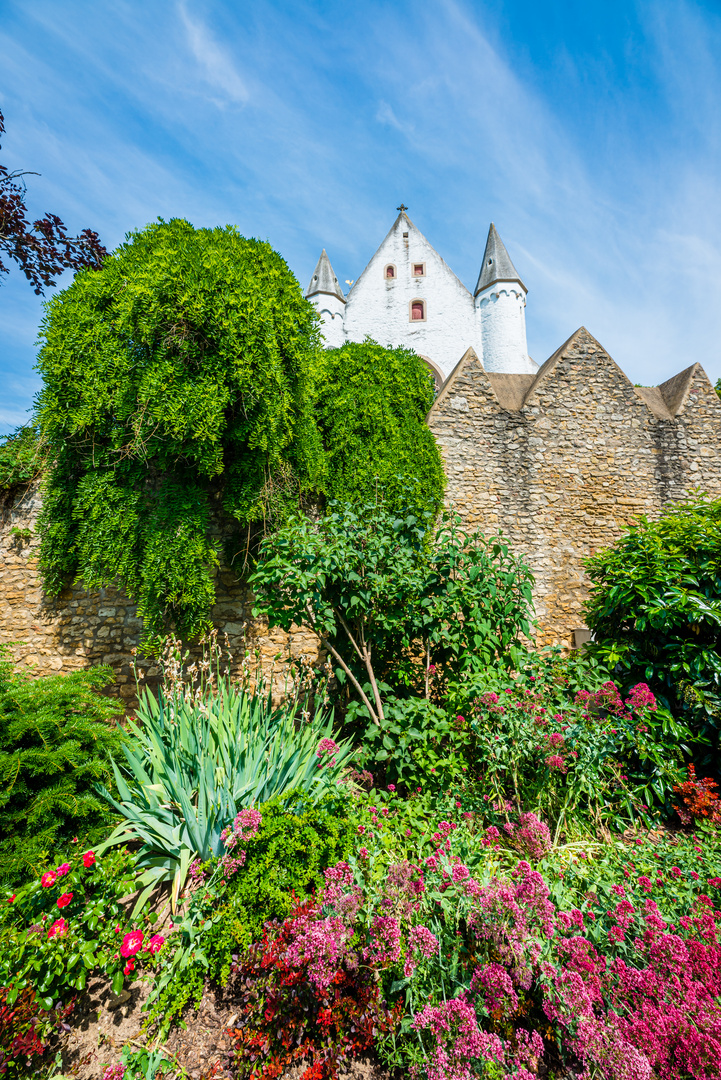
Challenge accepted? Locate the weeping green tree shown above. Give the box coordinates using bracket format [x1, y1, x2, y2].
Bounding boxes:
[34, 219, 325, 646]
[311, 339, 444, 517]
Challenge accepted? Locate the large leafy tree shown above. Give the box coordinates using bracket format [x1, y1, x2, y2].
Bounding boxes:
[311, 340, 444, 516]
[35, 218, 324, 645]
[0, 109, 106, 294]
[583, 497, 721, 752]
[250, 495, 535, 725]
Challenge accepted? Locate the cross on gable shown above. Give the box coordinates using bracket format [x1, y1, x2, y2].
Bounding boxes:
[397, 203, 408, 213]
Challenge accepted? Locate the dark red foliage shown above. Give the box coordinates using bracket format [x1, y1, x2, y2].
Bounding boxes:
[228, 900, 400, 1080]
[0, 986, 72, 1075]
[674, 765, 721, 826]
[0, 109, 107, 295]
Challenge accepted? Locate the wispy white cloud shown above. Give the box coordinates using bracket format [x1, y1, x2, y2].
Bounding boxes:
[177, 2, 249, 106]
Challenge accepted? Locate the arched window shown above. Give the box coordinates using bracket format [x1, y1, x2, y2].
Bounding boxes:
[385, 264, 396, 279]
[410, 300, 426, 322]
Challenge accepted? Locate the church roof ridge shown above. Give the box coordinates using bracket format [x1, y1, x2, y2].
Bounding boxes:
[306, 249, 345, 303]
[475, 223, 526, 296]
[346, 210, 472, 300]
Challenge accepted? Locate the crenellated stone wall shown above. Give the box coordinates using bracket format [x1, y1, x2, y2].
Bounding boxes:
[427, 327, 721, 647]
[2, 325, 721, 691]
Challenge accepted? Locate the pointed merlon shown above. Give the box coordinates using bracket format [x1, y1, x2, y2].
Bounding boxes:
[306, 249, 346, 302]
[474, 223, 526, 296]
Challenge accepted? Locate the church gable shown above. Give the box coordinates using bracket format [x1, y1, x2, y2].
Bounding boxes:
[342, 212, 481, 380]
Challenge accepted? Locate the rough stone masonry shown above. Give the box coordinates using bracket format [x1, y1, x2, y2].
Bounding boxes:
[427, 327, 721, 647]
[1, 326, 721, 697]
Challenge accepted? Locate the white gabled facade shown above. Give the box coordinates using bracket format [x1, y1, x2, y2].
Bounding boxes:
[305, 211, 538, 382]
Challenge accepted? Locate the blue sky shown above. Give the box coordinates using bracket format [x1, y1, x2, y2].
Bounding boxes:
[2, 0, 721, 429]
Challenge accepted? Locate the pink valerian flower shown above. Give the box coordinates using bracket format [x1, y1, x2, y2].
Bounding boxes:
[316, 737, 340, 767]
[471, 962, 519, 1015]
[511, 812, 552, 862]
[387, 784, 396, 791]
[283, 909, 354, 991]
[221, 807, 262, 849]
[147, 934, 165, 954]
[47, 917, 68, 939]
[412, 995, 506, 1080]
[82, 851, 95, 868]
[40, 871, 57, 888]
[548, 731, 565, 748]
[404, 924, 439, 977]
[101, 1066, 126, 1080]
[546, 753, 567, 772]
[120, 930, 144, 958]
[57, 892, 73, 909]
[625, 683, 657, 713]
[452, 863, 471, 883]
[638, 875, 653, 892]
[363, 915, 401, 965]
[358, 847, 370, 860]
[56, 862, 71, 877]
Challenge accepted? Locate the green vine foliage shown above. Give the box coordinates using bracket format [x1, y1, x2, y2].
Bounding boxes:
[34, 219, 325, 646]
[311, 339, 444, 516]
[0, 426, 41, 495]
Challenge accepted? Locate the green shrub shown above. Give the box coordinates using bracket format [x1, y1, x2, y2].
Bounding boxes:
[144, 789, 359, 1032]
[34, 218, 324, 646]
[583, 496, 721, 753]
[98, 682, 353, 911]
[311, 339, 444, 517]
[444, 649, 689, 829]
[0, 648, 124, 883]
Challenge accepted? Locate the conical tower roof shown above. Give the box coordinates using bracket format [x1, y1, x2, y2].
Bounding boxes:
[474, 223, 526, 296]
[306, 249, 346, 302]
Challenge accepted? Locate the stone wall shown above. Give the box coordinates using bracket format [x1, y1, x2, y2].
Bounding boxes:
[0, 487, 321, 704]
[427, 327, 721, 647]
[2, 325, 721, 688]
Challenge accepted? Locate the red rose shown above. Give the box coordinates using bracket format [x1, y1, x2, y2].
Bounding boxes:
[41, 871, 57, 888]
[120, 930, 144, 957]
[82, 851, 96, 868]
[57, 892, 73, 909]
[47, 918, 68, 939]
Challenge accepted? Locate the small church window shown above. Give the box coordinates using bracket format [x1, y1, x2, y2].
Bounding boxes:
[410, 300, 426, 322]
[413, 263, 425, 277]
[385, 264, 396, 279]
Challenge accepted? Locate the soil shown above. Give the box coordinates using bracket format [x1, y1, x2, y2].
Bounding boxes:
[55, 976, 389, 1080]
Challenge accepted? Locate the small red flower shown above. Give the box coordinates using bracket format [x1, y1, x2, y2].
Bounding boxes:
[47, 918, 68, 939]
[123, 959, 135, 975]
[41, 871, 57, 888]
[7, 894, 15, 904]
[57, 892, 73, 909]
[56, 862, 71, 877]
[148, 934, 165, 954]
[120, 930, 144, 957]
[83, 851, 96, 868]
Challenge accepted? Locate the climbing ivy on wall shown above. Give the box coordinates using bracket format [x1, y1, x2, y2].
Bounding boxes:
[311, 339, 444, 516]
[34, 218, 325, 646]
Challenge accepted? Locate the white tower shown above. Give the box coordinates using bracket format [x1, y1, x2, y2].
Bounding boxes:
[475, 224, 536, 374]
[305, 249, 346, 348]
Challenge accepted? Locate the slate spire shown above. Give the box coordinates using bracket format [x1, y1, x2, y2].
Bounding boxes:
[305, 249, 346, 302]
[474, 223, 526, 296]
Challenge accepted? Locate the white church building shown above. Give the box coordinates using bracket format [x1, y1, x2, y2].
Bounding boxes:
[305, 208, 538, 383]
